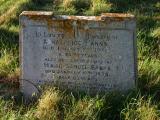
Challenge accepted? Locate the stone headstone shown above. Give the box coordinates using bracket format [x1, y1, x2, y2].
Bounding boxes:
[20, 11, 137, 97]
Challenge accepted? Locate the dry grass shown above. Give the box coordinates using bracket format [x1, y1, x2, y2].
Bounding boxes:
[121, 96, 159, 120]
[35, 88, 61, 120]
[62, 0, 74, 9]
[0, 49, 18, 78]
[85, 0, 112, 15]
[151, 27, 160, 38]
[0, 0, 30, 25]
[54, 0, 112, 15]
[65, 97, 104, 120]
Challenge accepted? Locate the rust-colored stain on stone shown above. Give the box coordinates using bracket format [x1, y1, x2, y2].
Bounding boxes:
[101, 13, 134, 18]
[20, 11, 135, 22]
[101, 13, 135, 21]
[20, 11, 135, 38]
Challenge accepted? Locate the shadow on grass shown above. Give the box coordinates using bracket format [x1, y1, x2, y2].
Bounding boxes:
[0, 28, 18, 50]
[109, 0, 159, 13]
[138, 73, 160, 97]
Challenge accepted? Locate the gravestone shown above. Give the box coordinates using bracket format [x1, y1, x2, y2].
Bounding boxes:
[20, 11, 137, 97]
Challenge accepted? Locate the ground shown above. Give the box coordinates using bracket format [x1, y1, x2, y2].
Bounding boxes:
[0, 0, 160, 120]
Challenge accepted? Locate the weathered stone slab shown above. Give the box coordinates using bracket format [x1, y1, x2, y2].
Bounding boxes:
[20, 11, 137, 97]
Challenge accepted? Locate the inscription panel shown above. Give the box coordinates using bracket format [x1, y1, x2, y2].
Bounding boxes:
[20, 12, 136, 97]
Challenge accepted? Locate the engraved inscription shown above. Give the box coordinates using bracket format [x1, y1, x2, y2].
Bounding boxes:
[27, 27, 133, 91]
[21, 13, 136, 97]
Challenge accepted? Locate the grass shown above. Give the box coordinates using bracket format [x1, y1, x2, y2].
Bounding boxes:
[0, 0, 160, 119]
[35, 88, 61, 120]
[0, 49, 18, 78]
[121, 96, 159, 120]
[85, 0, 112, 15]
[0, 88, 160, 120]
[53, 0, 112, 15]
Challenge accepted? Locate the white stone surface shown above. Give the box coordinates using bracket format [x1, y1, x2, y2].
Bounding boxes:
[20, 11, 137, 97]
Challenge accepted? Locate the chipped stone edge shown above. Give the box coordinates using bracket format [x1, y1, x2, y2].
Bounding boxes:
[20, 11, 135, 21]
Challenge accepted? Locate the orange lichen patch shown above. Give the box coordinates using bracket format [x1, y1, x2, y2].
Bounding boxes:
[21, 11, 75, 35]
[101, 13, 134, 18]
[101, 13, 135, 21]
[67, 16, 102, 21]
[20, 11, 135, 31]
[20, 11, 135, 21]
[62, 20, 75, 38]
[20, 11, 135, 37]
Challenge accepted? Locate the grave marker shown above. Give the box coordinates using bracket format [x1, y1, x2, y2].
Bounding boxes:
[20, 11, 137, 97]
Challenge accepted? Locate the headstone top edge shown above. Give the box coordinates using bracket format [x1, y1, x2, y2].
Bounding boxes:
[20, 11, 135, 21]
[20, 11, 53, 16]
[101, 13, 135, 18]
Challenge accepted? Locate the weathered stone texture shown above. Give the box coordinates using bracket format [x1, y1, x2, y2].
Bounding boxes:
[20, 11, 137, 97]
